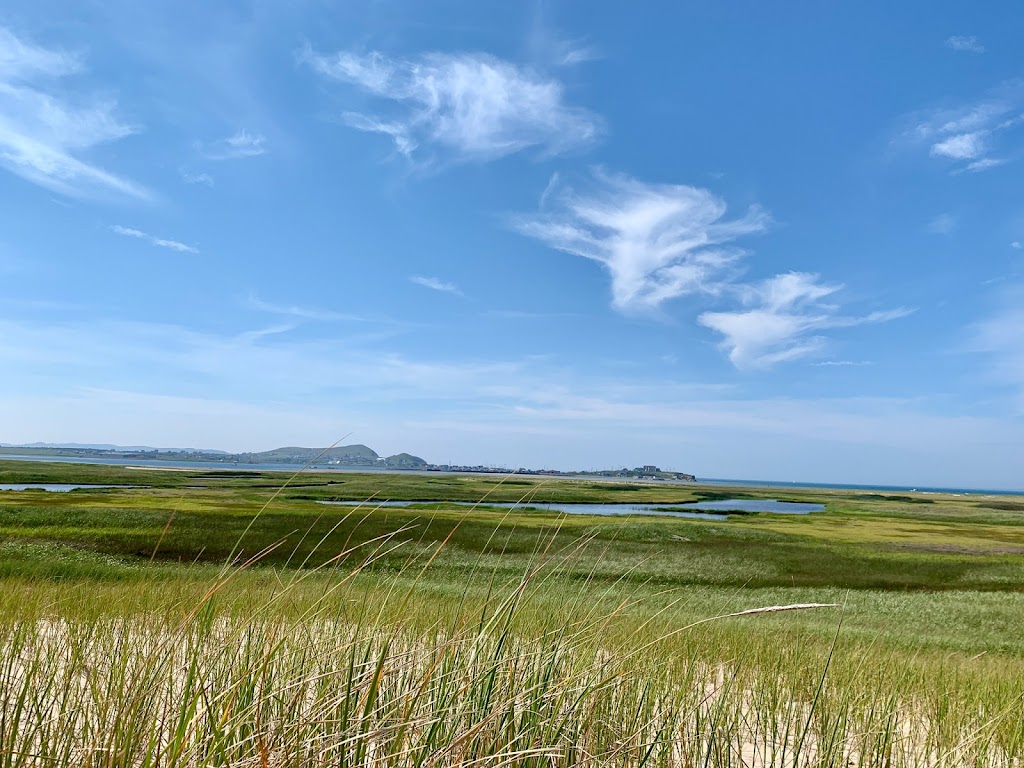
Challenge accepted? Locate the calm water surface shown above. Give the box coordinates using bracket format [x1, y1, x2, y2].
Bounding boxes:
[319, 499, 824, 521]
[0, 484, 141, 492]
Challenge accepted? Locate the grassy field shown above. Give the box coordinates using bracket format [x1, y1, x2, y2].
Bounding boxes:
[1, 459, 1023, 766]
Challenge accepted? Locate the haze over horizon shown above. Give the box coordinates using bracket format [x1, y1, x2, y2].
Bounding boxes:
[2, 2, 1023, 489]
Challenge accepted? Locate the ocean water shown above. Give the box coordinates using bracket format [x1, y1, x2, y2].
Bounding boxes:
[697, 477, 1024, 496]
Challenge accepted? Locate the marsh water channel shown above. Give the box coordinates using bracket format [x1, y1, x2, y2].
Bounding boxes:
[0, 484, 826, 520]
[0, 484, 142, 492]
[320, 498, 825, 521]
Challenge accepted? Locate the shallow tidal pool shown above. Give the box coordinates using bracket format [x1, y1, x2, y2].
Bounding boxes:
[320, 498, 825, 521]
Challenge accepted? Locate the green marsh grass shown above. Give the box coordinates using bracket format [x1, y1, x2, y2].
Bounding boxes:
[0, 460, 1023, 765]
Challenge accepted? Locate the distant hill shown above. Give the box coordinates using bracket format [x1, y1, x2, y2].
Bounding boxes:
[0, 442, 411, 466]
[384, 452, 427, 468]
[1, 442, 228, 454]
[244, 444, 380, 463]
[18, 442, 160, 451]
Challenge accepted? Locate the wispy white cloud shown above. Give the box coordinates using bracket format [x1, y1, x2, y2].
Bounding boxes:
[538, 171, 560, 208]
[1012, 241, 1022, 250]
[961, 157, 1007, 173]
[0, 26, 147, 200]
[0, 316, 519, 406]
[340, 113, 417, 157]
[698, 272, 911, 368]
[514, 170, 768, 312]
[150, 237, 198, 254]
[200, 130, 266, 160]
[236, 323, 298, 343]
[410, 276, 462, 295]
[516, 171, 908, 368]
[110, 225, 146, 239]
[182, 171, 214, 186]
[0, 26, 79, 78]
[926, 212, 957, 235]
[303, 48, 600, 163]
[931, 131, 986, 160]
[559, 46, 599, 66]
[525, 7, 600, 69]
[246, 293, 367, 322]
[111, 225, 198, 254]
[904, 85, 1024, 173]
[812, 360, 874, 367]
[945, 35, 985, 54]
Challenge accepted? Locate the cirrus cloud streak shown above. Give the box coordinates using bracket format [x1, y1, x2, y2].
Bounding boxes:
[698, 272, 912, 368]
[515, 170, 909, 367]
[303, 48, 600, 163]
[903, 83, 1024, 174]
[111, 225, 198, 254]
[0, 26, 147, 200]
[514, 170, 768, 312]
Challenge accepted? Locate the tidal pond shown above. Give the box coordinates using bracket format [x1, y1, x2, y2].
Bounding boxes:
[0, 484, 142, 492]
[320, 498, 824, 521]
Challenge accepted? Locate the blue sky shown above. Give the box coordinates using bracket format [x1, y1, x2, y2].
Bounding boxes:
[1, 1, 1023, 488]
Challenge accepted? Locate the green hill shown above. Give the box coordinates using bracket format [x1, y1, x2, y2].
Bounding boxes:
[245, 444, 380, 463]
[384, 452, 427, 468]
